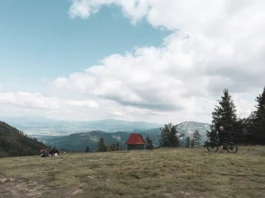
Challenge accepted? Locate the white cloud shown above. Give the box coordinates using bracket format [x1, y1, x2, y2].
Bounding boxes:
[66, 100, 99, 108]
[0, 91, 100, 119]
[2, 1, 264, 124]
[0, 92, 60, 110]
[62, 0, 265, 122]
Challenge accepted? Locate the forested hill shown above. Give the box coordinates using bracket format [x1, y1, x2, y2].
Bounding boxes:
[0, 121, 46, 158]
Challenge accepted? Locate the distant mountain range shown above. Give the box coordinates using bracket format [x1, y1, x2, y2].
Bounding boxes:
[0, 116, 163, 136]
[35, 121, 210, 152]
[0, 116, 211, 152]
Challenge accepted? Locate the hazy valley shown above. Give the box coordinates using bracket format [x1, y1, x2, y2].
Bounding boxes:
[0, 116, 210, 152]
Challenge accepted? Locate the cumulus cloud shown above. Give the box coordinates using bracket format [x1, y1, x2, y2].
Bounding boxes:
[0, 91, 100, 119]
[0, 92, 60, 110]
[4, 1, 265, 123]
[69, 0, 151, 23]
[56, 0, 265, 122]
[0, 91, 166, 122]
[66, 100, 99, 108]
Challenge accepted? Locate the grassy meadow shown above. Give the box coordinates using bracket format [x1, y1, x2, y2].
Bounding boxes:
[0, 146, 265, 198]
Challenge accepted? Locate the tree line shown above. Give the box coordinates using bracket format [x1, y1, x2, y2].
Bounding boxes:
[207, 87, 265, 145]
[84, 86, 265, 152]
[159, 87, 265, 147]
[84, 137, 121, 152]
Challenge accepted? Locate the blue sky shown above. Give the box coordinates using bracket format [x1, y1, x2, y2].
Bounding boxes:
[0, 0, 264, 123]
[0, 0, 168, 92]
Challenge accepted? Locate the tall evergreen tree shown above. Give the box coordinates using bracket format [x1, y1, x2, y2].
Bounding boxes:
[185, 137, 190, 148]
[97, 137, 107, 152]
[85, 145, 90, 152]
[193, 130, 201, 147]
[190, 138, 195, 148]
[252, 87, 265, 144]
[209, 89, 244, 142]
[206, 130, 216, 141]
[211, 89, 237, 132]
[233, 118, 248, 143]
[160, 123, 180, 147]
[145, 135, 154, 150]
[115, 142, 120, 151]
[244, 111, 257, 143]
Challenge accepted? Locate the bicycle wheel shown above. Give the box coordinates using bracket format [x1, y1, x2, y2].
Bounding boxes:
[226, 142, 238, 153]
[207, 142, 218, 152]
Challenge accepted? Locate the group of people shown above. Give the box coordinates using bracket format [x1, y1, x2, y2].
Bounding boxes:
[40, 146, 59, 157]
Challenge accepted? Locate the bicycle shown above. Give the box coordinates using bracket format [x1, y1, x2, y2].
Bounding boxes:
[206, 136, 238, 153]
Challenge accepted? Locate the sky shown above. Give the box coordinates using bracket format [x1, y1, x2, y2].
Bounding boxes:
[0, 0, 265, 124]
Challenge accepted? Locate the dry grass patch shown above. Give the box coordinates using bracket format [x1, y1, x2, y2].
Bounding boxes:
[0, 146, 265, 198]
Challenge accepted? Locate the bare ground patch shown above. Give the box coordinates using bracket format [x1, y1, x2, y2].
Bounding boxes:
[0, 177, 50, 198]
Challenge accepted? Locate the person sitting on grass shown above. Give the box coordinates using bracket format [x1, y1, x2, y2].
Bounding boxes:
[40, 146, 50, 157]
[217, 126, 229, 152]
[50, 147, 59, 156]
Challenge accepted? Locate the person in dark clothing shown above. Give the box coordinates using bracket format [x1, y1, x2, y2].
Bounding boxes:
[40, 146, 50, 157]
[217, 126, 229, 151]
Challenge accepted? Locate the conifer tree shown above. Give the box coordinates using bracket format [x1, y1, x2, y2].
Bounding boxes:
[206, 130, 216, 141]
[85, 145, 90, 152]
[244, 111, 257, 143]
[211, 89, 237, 131]
[97, 137, 107, 152]
[193, 130, 201, 147]
[116, 142, 120, 151]
[209, 89, 242, 142]
[159, 123, 179, 147]
[145, 135, 154, 150]
[190, 138, 195, 148]
[233, 118, 248, 143]
[185, 137, 190, 148]
[251, 87, 265, 144]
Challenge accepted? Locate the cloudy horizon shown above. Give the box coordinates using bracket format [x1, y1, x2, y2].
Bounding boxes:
[1, 0, 265, 123]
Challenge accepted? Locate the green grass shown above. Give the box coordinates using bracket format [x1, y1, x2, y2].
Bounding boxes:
[0, 146, 265, 198]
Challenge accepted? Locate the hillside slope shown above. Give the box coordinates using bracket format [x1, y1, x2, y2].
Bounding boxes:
[0, 121, 46, 157]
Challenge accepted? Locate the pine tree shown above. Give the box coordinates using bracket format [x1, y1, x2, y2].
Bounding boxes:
[190, 138, 195, 148]
[244, 111, 257, 143]
[233, 118, 248, 143]
[193, 130, 201, 147]
[85, 145, 90, 152]
[252, 87, 265, 144]
[206, 130, 216, 141]
[211, 89, 237, 132]
[116, 142, 120, 151]
[185, 137, 190, 148]
[145, 135, 154, 150]
[159, 123, 179, 147]
[209, 89, 246, 143]
[97, 137, 107, 152]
